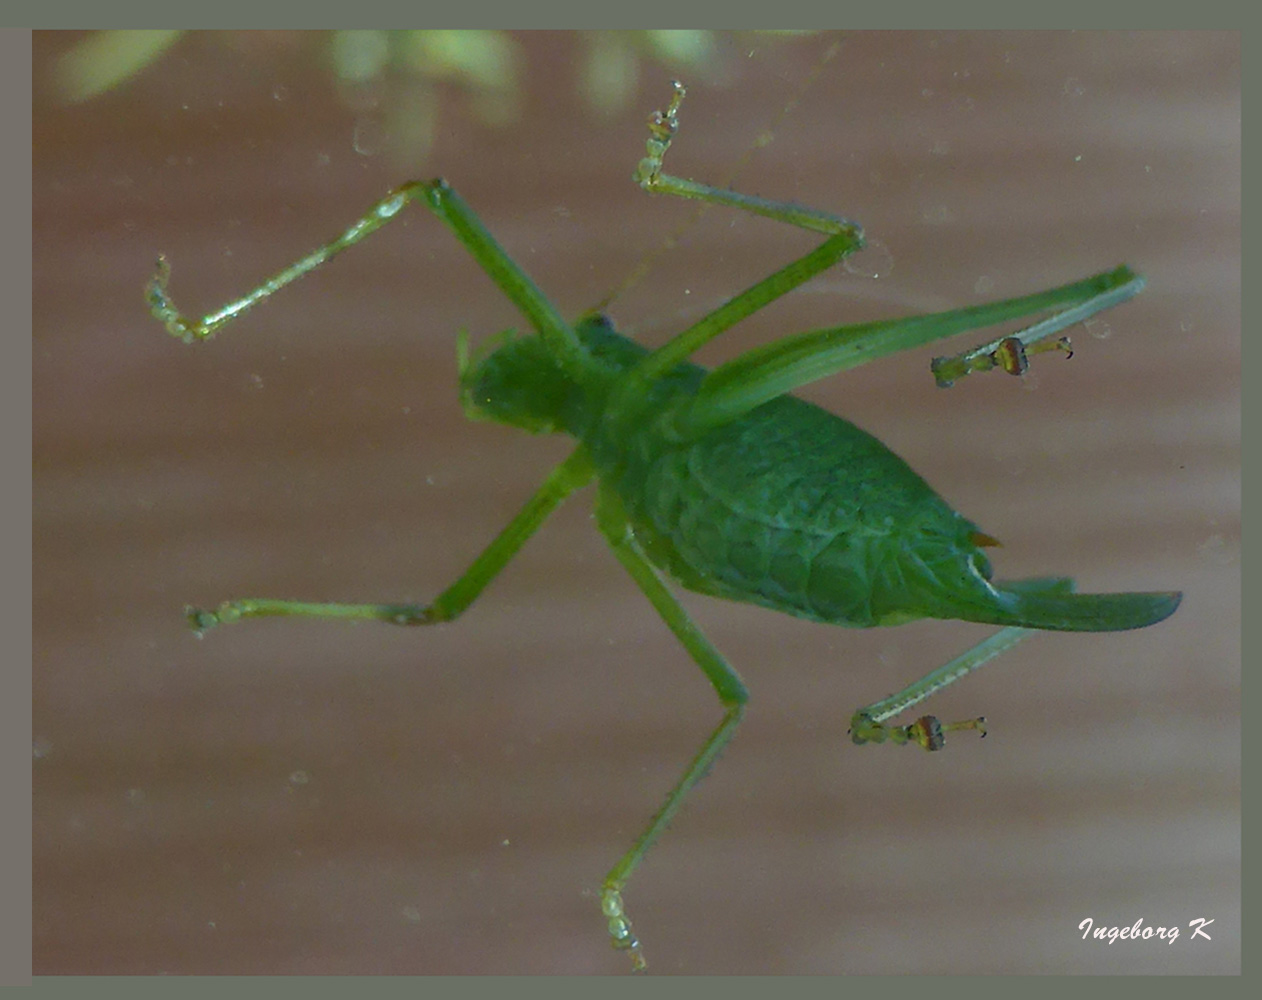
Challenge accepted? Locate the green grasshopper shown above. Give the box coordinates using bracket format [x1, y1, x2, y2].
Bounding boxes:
[148, 82, 1181, 972]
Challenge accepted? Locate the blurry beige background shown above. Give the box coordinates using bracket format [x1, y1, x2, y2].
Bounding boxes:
[33, 31, 1239, 974]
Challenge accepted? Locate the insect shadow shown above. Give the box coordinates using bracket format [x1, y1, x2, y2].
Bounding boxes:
[148, 82, 1181, 972]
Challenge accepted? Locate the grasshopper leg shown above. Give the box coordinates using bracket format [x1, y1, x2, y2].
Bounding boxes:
[635, 81, 861, 239]
[678, 267, 1145, 433]
[187, 448, 595, 633]
[849, 626, 1028, 750]
[594, 487, 749, 972]
[148, 178, 591, 381]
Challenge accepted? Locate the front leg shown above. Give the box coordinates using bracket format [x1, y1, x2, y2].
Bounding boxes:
[148, 178, 590, 380]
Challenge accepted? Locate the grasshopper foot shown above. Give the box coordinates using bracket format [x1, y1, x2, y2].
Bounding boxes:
[601, 886, 647, 973]
[850, 711, 987, 751]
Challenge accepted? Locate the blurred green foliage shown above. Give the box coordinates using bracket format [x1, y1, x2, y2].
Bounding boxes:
[52, 30, 820, 163]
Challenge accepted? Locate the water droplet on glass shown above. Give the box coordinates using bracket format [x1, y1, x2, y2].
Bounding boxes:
[920, 204, 955, 225]
[353, 117, 387, 157]
[1085, 317, 1112, 340]
[843, 238, 894, 279]
[1197, 534, 1235, 565]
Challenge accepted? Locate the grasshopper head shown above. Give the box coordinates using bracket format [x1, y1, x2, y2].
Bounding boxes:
[458, 329, 575, 434]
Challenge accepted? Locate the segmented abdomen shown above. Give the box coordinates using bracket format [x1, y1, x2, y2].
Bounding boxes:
[593, 391, 991, 627]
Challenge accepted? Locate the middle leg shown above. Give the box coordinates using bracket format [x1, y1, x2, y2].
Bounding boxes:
[593, 487, 749, 972]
